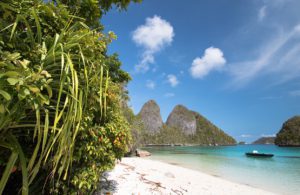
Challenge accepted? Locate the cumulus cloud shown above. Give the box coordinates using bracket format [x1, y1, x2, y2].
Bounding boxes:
[132, 15, 174, 72]
[167, 74, 179, 87]
[229, 24, 300, 87]
[164, 93, 175, 98]
[258, 6, 267, 21]
[190, 47, 226, 78]
[146, 80, 155, 89]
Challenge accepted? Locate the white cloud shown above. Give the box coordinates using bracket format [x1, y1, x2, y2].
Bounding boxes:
[229, 24, 300, 87]
[167, 74, 179, 87]
[146, 80, 155, 89]
[132, 15, 174, 73]
[289, 90, 300, 97]
[190, 47, 226, 79]
[240, 134, 252, 138]
[164, 93, 175, 98]
[258, 6, 267, 21]
[261, 134, 276, 137]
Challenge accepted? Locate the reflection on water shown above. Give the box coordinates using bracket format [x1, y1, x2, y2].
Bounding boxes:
[143, 145, 300, 195]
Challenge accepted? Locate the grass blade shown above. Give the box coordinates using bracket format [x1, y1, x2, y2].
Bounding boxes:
[0, 151, 18, 195]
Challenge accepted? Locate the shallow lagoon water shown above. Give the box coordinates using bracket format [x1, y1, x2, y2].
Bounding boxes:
[144, 145, 300, 194]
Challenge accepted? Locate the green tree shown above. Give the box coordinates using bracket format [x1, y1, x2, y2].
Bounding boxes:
[58, 0, 141, 28]
[0, 0, 140, 194]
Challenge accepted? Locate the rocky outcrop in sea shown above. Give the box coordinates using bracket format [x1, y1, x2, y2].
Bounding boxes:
[275, 116, 300, 146]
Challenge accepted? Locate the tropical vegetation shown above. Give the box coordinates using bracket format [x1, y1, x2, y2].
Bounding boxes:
[275, 116, 300, 146]
[0, 0, 140, 194]
[140, 125, 236, 146]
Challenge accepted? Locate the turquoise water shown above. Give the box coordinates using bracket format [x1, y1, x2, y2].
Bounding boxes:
[144, 145, 300, 194]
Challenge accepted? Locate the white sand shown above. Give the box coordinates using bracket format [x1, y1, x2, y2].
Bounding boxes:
[101, 157, 276, 195]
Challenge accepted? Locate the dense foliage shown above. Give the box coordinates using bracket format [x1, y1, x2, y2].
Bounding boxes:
[275, 116, 300, 146]
[0, 0, 139, 194]
[140, 125, 236, 146]
[122, 105, 145, 154]
[57, 83, 131, 194]
[192, 113, 236, 145]
[59, 0, 141, 28]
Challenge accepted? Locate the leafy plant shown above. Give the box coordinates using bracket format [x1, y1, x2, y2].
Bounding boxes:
[56, 82, 131, 194]
[0, 0, 137, 194]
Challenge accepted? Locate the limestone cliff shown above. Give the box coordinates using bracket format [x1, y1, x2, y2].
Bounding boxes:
[138, 100, 236, 145]
[138, 100, 163, 134]
[166, 105, 197, 135]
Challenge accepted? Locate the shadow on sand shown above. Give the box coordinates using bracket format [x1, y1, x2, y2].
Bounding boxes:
[95, 172, 118, 195]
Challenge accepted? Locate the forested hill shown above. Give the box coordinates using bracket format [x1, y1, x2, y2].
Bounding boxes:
[137, 100, 236, 146]
[275, 116, 300, 146]
[252, 137, 275, 144]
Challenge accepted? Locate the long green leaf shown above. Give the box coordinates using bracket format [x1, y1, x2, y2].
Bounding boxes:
[31, 8, 42, 43]
[104, 70, 109, 117]
[9, 134, 29, 195]
[0, 23, 14, 33]
[27, 109, 42, 172]
[42, 109, 49, 154]
[10, 15, 19, 40]
[0, 151, 18, 195]
[99, 66, 103, 118]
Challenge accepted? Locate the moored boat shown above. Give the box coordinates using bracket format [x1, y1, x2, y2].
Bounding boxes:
[245, 150, 274, 157]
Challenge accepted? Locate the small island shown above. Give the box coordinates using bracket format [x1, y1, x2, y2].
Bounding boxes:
[136, 100, 236, 147]
[252, 137, 275, 145]
[275, 116, 300, 146]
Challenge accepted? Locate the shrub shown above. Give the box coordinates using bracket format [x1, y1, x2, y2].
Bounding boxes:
[0, 0, 136, 194]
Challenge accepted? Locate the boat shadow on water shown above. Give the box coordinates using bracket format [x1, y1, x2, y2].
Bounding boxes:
[244, 156, 275, 162]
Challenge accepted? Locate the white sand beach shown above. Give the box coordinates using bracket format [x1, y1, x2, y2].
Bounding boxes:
[99, 157, 276, 195]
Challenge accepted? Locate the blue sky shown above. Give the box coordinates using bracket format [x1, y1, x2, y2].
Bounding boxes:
[102, 0, 300, 143]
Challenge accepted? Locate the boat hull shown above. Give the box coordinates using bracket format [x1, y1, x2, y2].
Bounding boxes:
[245, 153, 274, 157]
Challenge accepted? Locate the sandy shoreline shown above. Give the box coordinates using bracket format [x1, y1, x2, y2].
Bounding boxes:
[98, 157, 276, 195]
